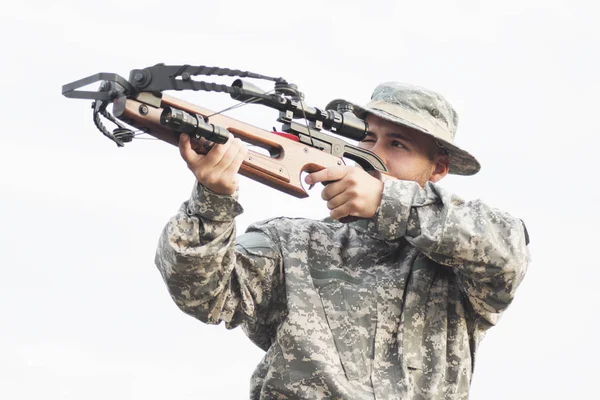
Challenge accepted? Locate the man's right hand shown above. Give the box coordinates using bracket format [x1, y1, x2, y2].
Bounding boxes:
[179, 134, 248, 195]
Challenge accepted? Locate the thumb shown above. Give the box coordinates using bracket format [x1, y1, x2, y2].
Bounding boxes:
[179, 134, 203, 163]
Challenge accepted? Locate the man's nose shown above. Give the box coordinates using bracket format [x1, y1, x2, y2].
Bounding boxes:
[370, 143, 387, 165]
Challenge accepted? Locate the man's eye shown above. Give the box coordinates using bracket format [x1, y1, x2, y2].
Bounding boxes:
[391, 141, 405, 148]
[361, 139, 376, 146]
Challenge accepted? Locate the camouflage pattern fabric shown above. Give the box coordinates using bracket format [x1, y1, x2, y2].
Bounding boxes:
[155, 179, 529, 399]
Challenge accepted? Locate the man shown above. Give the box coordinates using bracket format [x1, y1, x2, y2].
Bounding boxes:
[155, 82, 530, 399]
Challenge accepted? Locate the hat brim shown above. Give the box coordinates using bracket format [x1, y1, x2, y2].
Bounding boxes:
[326, 99, 481, 176]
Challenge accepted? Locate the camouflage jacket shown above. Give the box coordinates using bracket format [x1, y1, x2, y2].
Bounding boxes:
[155, 179, 529, 399]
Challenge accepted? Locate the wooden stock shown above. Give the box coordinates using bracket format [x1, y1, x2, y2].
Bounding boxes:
[113, 93, 356, 198]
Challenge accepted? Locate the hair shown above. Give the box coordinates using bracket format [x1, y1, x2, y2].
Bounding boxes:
[427, 140, 449, 162]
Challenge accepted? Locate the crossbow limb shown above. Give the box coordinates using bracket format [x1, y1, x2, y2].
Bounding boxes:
[62, 64, 389, 198]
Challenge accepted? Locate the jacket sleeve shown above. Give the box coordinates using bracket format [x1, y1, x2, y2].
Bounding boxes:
[154, 182, 284, 335]
[356, 179, 530, 325]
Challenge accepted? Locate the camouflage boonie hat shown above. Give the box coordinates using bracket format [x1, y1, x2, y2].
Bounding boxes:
[326, 82, 481, 175]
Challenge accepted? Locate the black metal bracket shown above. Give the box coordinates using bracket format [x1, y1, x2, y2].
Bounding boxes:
[62, 73, 134, 101]
[287, 122, 387, 173]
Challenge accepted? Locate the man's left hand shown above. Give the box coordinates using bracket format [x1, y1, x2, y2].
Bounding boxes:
[305, 166, 384, 220]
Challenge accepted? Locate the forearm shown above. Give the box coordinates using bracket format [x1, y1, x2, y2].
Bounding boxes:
[411, 183, 529, 315]
[155, 181, 284, 331]
[155, 182, 245, 325]
[356, 179, 529, 314]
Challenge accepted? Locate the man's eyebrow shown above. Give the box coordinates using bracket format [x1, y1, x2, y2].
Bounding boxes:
[363, 131, 415, 142]
[386, 132, 414, 142]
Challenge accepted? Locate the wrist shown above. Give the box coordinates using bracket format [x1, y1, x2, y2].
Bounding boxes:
[350, 179, 423, 240]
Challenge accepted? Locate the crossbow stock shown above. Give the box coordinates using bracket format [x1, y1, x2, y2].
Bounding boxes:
[62, 64, 389, 198]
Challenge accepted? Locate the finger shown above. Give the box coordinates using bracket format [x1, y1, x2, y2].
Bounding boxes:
[320, 167, 365, 200]
[326, 190, 351, 210]
[205, 141, 247, 195]
[320, 179, 347, 201]
[330, 203, 352, 220]
[305, 166, 347, 185]
[179, 134, 204, 163]
[189, 136, 213, 154]
[212, 138, 245, 174]
[201, 135, 235, 168]
[223, 140, 248, 175]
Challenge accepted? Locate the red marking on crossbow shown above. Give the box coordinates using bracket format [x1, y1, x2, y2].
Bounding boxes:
[271, 131, 300, 142]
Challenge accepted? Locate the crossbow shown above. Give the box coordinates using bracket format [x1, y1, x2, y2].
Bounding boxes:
[62, 63, 389, 198]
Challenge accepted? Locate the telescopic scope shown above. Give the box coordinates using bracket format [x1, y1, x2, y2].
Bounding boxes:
[230, 80, 369, 142]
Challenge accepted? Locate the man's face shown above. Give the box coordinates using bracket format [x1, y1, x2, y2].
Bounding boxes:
[359, 114, 449, 186]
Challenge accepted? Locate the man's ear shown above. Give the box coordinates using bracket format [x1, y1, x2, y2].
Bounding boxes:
[429, 154, 450, 183]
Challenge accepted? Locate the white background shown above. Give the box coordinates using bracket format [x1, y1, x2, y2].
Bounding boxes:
[1, 1, 598, 398]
